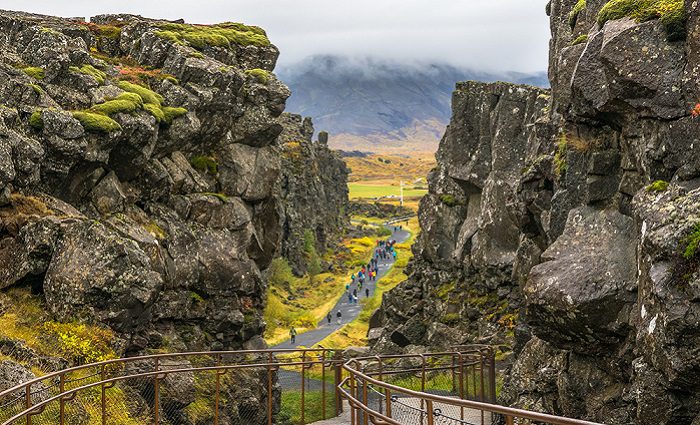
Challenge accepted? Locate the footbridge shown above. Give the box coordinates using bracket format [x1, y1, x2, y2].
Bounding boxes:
[0, 346, 603, 425]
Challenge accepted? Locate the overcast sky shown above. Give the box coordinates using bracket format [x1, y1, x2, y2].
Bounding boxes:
[1, 0, 551, 73]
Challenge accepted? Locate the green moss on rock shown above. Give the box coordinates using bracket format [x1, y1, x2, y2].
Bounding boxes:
[647, 180, 669, 192]
[162, 106, 188, 124]
[439, 194, 458, 207]
[245, 68, 271, 84]
[90, 99, 140, 116]
[598, 0, 687, 41]
[22, 67, 45, 80]
[72, 111, 122, 133]
[571, 34, 589, 45]
[569, 0, 587, 29]
[143, 103, 165, 122]
[117, 81, 164, 105]
[29, 110, 44, 130]
[69, 64, 107, 84]
[683, 223, 700, 260]
[191, 156, 219, 175]
[155, 22, 271, 51]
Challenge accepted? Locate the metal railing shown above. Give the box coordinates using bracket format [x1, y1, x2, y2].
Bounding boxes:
[340, 346, 605, 425]
[0, 345, 605, 425]
[0, 348, 344, 425]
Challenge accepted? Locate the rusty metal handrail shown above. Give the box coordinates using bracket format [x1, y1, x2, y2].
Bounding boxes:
[341, 348, 605, 425]
[0, 348, 344, 425]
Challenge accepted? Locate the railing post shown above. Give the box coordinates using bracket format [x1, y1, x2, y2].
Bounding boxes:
[362, 377, 369, 425]
[420, 354, 426, 425]
[268, 352, 274, 425]
[385, 388, 392, 418]
[60, 373, 66, 425]
[376, 356, 383, 415]
[214, 354, 221, 425]
[506, 415, 514, 425]
[25, 384, 31, 425]
[426, 400, 434, 425]
[334, 351, 343, 415]
[301, 351, 306, 425]
[100, 365, 106, 425]
[489, 348, 497, 403]
[349, 373, 356, 425]
[322, 351, 327, 420]
[154, 358, 160, 425]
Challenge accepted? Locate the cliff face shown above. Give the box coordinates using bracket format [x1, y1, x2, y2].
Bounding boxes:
[0, 10, 289, 355]
[373, 2, 700, 424]
[276, 113, 349, 276]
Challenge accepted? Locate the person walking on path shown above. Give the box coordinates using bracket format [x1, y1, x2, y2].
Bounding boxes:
[289, 327, 297, 344]
[326, 312, 332, 324]
[365, 288, 370, 298]
[336, 310, 342, 324]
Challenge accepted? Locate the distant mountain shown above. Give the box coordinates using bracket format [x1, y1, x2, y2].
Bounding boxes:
[277, 55, 549, 152]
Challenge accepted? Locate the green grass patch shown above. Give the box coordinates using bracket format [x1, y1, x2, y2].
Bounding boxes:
[72, 111, 122, 133]
[245, 68, 271, 84]
[279, 390, 335, 425]
[348, 182, 427, 200]
[598, 0, 686, 41]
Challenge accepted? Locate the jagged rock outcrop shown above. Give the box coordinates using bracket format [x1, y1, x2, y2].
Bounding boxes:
[276, 113, 349, 276]
[0, 9, 290, 422]
[370, 81, 548, 354]
[373, 2, 700, 424]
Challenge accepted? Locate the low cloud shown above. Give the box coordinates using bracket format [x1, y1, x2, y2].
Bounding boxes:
[1, 0, 550, 73]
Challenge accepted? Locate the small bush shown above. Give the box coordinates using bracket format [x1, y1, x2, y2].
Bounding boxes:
[72, 111, 122, 133]
[598, 0, 686, 41]
[647, 180, 669, 192]
[190, 156, 219, 175]
[569, 0, 587, 28]
[29, 110, 44, 130]
[69, 64, 107, 84]
[245, 68, 270, 84]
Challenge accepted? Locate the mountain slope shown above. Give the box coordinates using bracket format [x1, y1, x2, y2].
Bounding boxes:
[278, 55, 549, 152]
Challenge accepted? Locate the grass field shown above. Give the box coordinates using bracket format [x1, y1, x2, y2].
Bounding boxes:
[343, 152, 436, 182]
[348, 182, 427, 200]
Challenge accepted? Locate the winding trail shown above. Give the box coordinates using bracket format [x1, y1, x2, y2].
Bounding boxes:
[272, 224, 410, 350]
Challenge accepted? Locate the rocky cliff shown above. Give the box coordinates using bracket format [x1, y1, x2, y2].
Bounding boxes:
[276, 113, 349, 276]
[372, 1, 700, 424]
[0, 9, 290, 356]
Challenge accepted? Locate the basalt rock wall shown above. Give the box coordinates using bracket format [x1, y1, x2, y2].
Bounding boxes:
[277, 113, 349, 276]
[372, 2, 700, 423]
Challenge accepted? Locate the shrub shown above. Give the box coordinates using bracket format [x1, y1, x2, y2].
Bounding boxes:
[569, 0, 587, 29]
[646, 180, 669, 192]
[571, 34, 589, 45]
[190, 156, 219, 175]
[303, 229, 322, 277]
[117, 81, 163, 105]
[29, 110, 43, 130]
[245, 68, 270, 84]
[598, 0, 686, 41]
[72, 111, 122, 133]
[22, 67, 44, 80]
[69, 64, 107, 84]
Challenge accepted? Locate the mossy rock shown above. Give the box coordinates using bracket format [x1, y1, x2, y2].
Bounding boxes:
[598, 0, 687, 41]
[22, 67, 45, 80]
[569, 0, 587, 29]
[162, 106, 188, 125]
[646, 180, 669, 192]
[154, 22, 271, 51]
[190, 156, 219, 175]
[72, 111, 122, 133]
[69, 64, 107, 84]
[439, 194, 458, 207]
[683, 223, 700, 260]
[245, 68, 271, 84]
[571, 34, 589, 45]
[117, 81, 164, 105]
[29, 110, 44, 130]
[90, 98, 140, 116]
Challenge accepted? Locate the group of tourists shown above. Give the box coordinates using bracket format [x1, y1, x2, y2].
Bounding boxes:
[289, 235, 401, 344]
